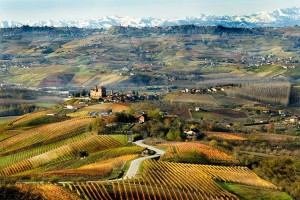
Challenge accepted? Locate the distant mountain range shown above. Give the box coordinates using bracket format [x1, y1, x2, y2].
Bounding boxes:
[1, 7, 299, 29]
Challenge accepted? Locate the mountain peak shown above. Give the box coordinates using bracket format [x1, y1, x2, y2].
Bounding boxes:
[1, 7, 299, 29]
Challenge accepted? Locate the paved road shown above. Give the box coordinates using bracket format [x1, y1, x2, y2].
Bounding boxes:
[123, 140, 165, 179]
[35, 139, 165, 184]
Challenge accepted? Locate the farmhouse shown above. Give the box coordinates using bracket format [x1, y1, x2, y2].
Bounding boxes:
[90, 85, 106, 99]
[290, 116, 299, 123]
[211, 88, 217, 92]
[66, 103, 88, 110]
[66, 105, 75, 109]
[195, 107, 201, 112]
[195, 107, 206, 112]
[88, 109, 112, 117]
[184, 130, 199, 140]
[136, 113, 148, 124]
[141, 148, 150, 156]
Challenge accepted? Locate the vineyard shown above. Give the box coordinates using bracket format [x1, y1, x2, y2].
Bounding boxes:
[0, 114, 146, 180]
[44, 154, 138, 178]
[62, 159, 276, 200]
[9, 111, 48, 125]
[159, 142, 238, 164]
[0, 135, 122, 176]
[0, 111, 48, 134]
[204, 132, 247, 141]
[15, 183, 81, 200]
[0, 117, 95, 155]
[0, 133, 91, 170]
[65, 146, 144, 169]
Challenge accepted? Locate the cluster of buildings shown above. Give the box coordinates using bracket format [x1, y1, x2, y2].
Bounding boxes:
[89, 85, 160, 102]
[180, 86, 225, 94]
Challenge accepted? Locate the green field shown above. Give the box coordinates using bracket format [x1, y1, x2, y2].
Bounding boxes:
[219, 183, 293, 200]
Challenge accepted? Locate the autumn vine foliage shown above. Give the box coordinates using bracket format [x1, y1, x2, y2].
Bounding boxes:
[159, 142, 238, 164]
[64, 159, 276, 200]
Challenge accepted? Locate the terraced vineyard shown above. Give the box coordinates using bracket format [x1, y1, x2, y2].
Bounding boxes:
[159, 142, 238, 164]
[44, 154, 138, 178]
[65, 146, 144, 169]
[0, 114, 145, 179]
[0, 133, 90, 170]
[204, 131, 247, 141]
[63, 159, 276, 200]
[16, 183, 81, 200]
[0, 117, 95, 155]
[9, 111, 48, 125]
[0, 135, 122, 176]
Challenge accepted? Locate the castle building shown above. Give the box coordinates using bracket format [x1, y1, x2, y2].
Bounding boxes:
[90, 86, 106, 99]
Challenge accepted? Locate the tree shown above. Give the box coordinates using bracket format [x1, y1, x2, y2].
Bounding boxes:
[92, 118, 107, 134]
[208, 140, 219, 148]
[115, 112, 135, 123]
[166, 127, 181, 141]
[80, 89, 87, 97]
[164, 118, 171, 128]
[149, 121, 167, 137]
[105, 115, 117, 124]
[79, 151, 89, 158]
[85, 123, 92, 132]
[0, 185, 42, 200]
[132, 123, 149, 138]
[126, 108, 136, 116]
[147, 109, 163, 121]
[267, 123, 275, 133]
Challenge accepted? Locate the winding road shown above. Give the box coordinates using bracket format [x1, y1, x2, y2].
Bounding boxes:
[49, 140, 164, 184]
[123, 140, 165, 179]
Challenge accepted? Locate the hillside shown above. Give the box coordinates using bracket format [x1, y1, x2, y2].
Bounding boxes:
[0, 98, 298, 199]
[0, 26, 299, 91]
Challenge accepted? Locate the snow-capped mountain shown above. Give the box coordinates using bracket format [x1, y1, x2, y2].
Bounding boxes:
[1, 7, 299, 29]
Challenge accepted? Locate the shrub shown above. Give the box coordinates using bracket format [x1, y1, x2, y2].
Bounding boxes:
[0, 185, 42, 200]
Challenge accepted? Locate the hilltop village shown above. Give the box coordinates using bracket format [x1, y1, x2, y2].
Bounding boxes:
[62, 84, 300, 135]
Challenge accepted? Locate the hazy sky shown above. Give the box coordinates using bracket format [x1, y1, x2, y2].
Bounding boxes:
[1, 0, 300, 21]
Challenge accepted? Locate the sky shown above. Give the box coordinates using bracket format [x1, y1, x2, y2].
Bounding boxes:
[0, 0, 300, 21]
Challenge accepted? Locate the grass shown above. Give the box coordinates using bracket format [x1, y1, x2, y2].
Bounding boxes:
[12, 115, 69, 128]
[245, 65, 286, 77]
[34, 102, 57, 109]
[0, 133, 10, 141]
[67, 110, 89, 117]
[109, 135, 128, 144]
[3, 74, 47, 87]
[191, 110, 223, 121]
[213, 95, 257, 106]
[0, 119, 14, 125]
[106, 154, 139, 180]
[285, 66, 300, 77]
[164, 93, 218, 105]
[219, 183, 293, 200]
[81, 103, 129, 113]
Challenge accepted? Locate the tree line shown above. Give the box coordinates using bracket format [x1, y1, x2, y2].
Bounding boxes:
[226, 82, 291, 106]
